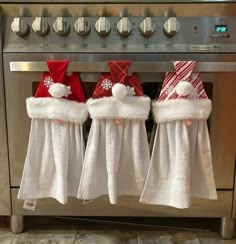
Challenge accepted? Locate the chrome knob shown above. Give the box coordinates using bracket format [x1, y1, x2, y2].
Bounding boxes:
[95, 17, 111, 36]
[140, 17, 155, 37]
[32, 17, 49, 36]
[117, 17, 132, 36]
[74, 17, 91, 36]
[163, 17, 180, 36]
[11, 18, 29, 36]
[53, 17, 70, 36]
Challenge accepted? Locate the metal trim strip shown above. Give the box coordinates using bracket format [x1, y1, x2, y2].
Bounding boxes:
[9, 61, 236, 72]
[1, 0, 236, 3]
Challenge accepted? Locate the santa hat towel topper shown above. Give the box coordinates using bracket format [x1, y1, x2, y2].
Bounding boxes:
[47, 60, 70, 83]
[140, 60, 217, 209]
[152, 61, 212, 123]
[18, 60, 88, 205]
[77, 60, 151, 205]
[87, 60, 150, 120]
[27, 60, 87, 124]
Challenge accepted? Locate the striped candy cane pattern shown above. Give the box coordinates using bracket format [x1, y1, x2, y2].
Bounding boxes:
[158, 61, 208, 102]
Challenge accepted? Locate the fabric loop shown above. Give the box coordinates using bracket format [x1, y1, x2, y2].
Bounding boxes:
[107, 61, 131, 84]
[46, 60, 70, 83]
[173, 61, 196, 81]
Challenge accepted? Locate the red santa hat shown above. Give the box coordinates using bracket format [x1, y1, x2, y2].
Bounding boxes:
[87, 61, 150, 120]
[152, 61, 212, 123]
[26, 60, 88, 124]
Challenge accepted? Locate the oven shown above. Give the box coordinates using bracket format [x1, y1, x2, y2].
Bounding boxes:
[0, 12, 11, 216]
[1, 2, 236, 238]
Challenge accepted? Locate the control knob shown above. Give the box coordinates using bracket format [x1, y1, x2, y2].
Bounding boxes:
[11, 18, 29, 36]
[53, 17, 70, 36]
[117, 17, 132, 36]
[95, 17, 111, 36]
[74, 17, 91, 36]
[32, 17, 49, 36]
[163, 17, 180, 36]
[140, 17, 155, 37]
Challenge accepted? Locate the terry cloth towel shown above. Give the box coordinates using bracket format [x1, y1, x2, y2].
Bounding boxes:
[140, 61, 217, 209]
[77, 61, 151, 204]
[18, 60, 87, 204]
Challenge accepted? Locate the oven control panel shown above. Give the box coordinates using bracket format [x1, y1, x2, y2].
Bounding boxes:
[3, 16, 236, 53]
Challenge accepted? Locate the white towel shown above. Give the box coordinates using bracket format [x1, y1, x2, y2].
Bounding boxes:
[18, 119, 84, 205]
[140, 120, 217, 209]
[77, 119, 150, 204]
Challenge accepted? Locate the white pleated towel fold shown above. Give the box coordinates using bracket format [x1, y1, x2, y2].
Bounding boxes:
[140, 61, 217, 209]
[77, 60, 151, 204]
[18, 60, 88, 204]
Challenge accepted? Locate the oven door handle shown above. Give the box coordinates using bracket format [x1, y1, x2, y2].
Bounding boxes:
[9, 61, 236, 73]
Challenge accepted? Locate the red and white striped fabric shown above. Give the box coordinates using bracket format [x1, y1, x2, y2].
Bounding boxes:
[153, 61, 212, 123]
[140, 60, 217, 209]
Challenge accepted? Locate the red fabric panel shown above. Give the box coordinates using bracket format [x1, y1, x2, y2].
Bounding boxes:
[34, 72, 51, 98]
[34, 60, 87, 103]
[92, 73, 113, 99]
[92, 61, 144, 99]
[46, 60, 70, 83]
[64, 73, 86, 103]
[107, 61, 131, 83]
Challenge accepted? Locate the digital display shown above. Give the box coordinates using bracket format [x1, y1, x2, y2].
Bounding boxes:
[215, 25, 227, 32]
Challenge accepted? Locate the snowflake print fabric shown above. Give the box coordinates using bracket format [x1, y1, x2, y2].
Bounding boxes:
[127, 86, 136, 96]
[77, 61, 151, 205]
[164, 85, 174, 95]
[101, 79, 113, 90]
[64, 86, 72, 97]
[18, 60, 88, 206]
[44, 76, 54, 88]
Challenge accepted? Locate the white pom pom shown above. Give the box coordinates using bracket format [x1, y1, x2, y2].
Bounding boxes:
[176, 81, 194, 96]
[49, 83, 71, 98]
[111, 83, 128, 100]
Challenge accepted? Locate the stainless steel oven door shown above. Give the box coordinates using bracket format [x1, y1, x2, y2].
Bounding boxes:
[4, 53, 236, 216]
[0, 13, 11, 215]
[0, 53, 11, 216]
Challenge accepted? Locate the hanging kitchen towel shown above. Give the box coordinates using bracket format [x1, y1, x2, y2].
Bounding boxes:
[140, 61, 217, 209]
[18, 60, 88, 205]
[77, 61, 151, 204]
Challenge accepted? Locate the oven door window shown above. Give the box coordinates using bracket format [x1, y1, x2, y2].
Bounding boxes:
[32, 81, 40, 95]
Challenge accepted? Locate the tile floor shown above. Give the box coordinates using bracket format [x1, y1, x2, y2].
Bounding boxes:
[0, 217, 235, 243]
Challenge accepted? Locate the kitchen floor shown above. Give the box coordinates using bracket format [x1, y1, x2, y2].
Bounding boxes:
[0, 217, 235, 243]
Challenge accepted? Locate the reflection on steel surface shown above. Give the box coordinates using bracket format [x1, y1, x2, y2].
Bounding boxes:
[1, 0, 235, 3]
[10, 61, 236, 73]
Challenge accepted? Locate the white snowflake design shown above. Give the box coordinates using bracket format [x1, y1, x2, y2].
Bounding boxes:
[66, 71, 73, 77]
[188, 88, 198, 99]
[101, 79, 113, 90]
[44, 76, 54, 88]
[126, 85, 136, 96]
[64, 86, 72, 97]
[164, 85, 175, 94]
